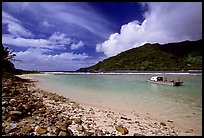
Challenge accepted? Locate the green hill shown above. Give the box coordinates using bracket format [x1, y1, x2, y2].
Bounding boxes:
[77, 39, 202, 72]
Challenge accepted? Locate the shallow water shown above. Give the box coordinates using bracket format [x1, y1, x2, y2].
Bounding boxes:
[31, 73, 202, 134]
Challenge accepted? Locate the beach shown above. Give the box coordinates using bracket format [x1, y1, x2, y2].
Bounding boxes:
[2, 74, 201, 136]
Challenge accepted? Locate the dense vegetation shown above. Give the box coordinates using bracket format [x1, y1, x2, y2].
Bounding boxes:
[78, 39, 202, 72]
[1, 44, 40, 75]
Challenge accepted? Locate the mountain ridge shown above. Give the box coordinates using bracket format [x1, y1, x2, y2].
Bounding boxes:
[77, 39, 202, 72]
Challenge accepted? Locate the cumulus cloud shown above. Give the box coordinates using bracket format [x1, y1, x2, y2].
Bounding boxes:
[13, 48, 89, 71]
[2, 11, 34, 37]
[96, 2, 202, 57]
[70, 41, 84, 50]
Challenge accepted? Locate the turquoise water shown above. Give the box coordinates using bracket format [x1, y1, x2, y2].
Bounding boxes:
[32, 74, 202, 133]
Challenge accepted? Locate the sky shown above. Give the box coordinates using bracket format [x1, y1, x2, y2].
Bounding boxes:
[2, 2, 202, 71]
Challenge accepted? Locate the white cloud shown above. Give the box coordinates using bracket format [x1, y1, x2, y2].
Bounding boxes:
[41, 20, 53, 28]
[70, 41, 84, 50]
[2, 34, 50, 48]
[96, 2, 202, 57]
[48, 32, 72, 48]
[2, 11, 34, 37]
[2, 32, 83, 50]
[13, 48, 89, 71]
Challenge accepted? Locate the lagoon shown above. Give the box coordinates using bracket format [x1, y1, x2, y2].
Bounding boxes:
[30, 73, 202, 135]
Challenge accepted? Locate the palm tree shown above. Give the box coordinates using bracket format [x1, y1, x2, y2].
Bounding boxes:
[1, 44, 17, 74]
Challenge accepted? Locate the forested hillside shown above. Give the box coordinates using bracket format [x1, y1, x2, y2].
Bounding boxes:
[78, 39, 202, 71]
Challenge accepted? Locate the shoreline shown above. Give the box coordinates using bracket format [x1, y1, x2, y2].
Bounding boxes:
[15, 74, 201, 136]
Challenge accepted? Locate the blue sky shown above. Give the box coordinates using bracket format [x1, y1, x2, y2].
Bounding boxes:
[2, 2, 202, 71]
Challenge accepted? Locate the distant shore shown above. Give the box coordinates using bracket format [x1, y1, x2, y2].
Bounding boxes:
[7, 74, 199, 136]
[33, 70, 202, 76]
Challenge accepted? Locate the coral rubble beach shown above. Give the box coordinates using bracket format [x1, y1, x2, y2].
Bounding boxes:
[2, 74, 199, 136]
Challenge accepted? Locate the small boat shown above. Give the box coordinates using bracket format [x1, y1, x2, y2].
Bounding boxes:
[147, 76, 183, 86]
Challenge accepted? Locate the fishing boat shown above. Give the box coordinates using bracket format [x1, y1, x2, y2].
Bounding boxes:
[147, 76, 183, 86]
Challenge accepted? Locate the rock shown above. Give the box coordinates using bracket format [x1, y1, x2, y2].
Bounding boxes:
[2, 101, 8, 106]
[20, 123, 33, 135]
[7, 106, 14, 111]
[38, 108, 46, 113]
[66, 120, 72, 126]
[58, 131, 68, 136]
[115, 124, 129, 135]
[9, 111, 22, 121]
[105, 130, 110, 135]
[85, 131, 94, 136]
[35, 101, 44, 108]
[160, 122, 167, 126]
[67, 129, 74, 136]
[167, 120, 173, 123]
[56, 122, 67, 131]
[47, 133, 56, 136]
[121, 116, 131, 120]
[23, 102, 32, 110]
[2, 106, 6, 112]
[9, 99, 17, 106]
[4, 122, 18, 133]
[16, 103, 24, 111]
[76, 125, 85, 132]
[49, 125, 60, 135]
[74, 118, 83, 125]
[35, 126, 47, 134]
[133, 133, 145, 136]
[94, 128, 104, 136]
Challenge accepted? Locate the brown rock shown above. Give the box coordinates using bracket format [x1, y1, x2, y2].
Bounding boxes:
[105, 130, 110, 135]
[133, 133, 145, 136]
[16, 103, 24, 111]
[20, 123, 33, 135]
[56, 122, 68, 131]
[35, 126, 47, 134]
[23, 102, 32, 110]
[49, 126, 60, 135]
[58, 131, 68, 136]
[85, 131, 94, 136]
[160, 122, 166, 126]
[121, 116, 131, 120]
[67, 129, 74, 136]
[167, 120, 173, 123]
[9, 111, 22, 121]
[9, 99, 18, 106]
[75, 118, 83, 125]
[66, 120, 72, 126]
[76, 125, 85, 132]
[115, 124, 129, 135]
[94, 128, 104, 136]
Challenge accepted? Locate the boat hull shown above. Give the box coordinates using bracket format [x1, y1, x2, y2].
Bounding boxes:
[147, 79, 183, 86]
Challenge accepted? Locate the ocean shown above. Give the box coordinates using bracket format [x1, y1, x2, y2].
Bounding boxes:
[30, 72, 202, 134]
